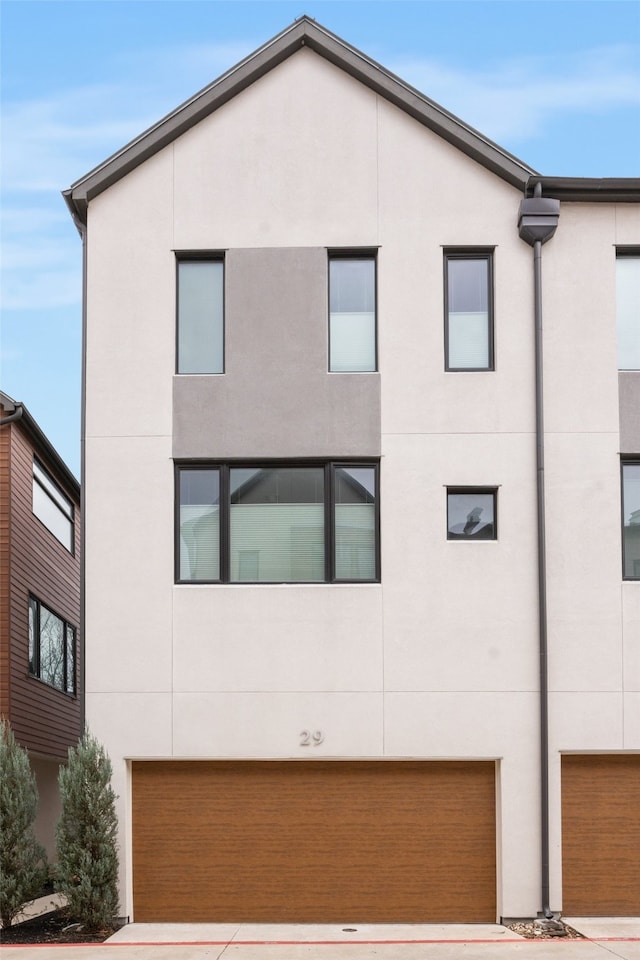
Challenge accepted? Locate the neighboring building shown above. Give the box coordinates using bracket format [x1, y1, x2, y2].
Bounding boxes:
[63, 18, 640, 924]
[0, 391, 81, 859]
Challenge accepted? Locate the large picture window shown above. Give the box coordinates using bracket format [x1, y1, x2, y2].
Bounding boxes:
[29, 596, 76, 694]
[329, 255, 377, 372]
[444, 250, 494, 371]
[32, 459, 74, 552]
[622, 462, 640, 578]
[616, 252, 640, 370]
[177, 462, 379, 583]
[177, 257, 224, 374]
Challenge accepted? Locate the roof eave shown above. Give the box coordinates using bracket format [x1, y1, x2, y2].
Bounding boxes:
[0, 390, 80, 497]
[64, 16, 535, 224]
[528, 176, 640, 202]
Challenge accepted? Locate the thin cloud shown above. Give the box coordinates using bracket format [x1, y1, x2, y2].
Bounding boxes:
[1, 206, 80, 308]
[2, 41, 257, 194]
[391, 44, 640, 143]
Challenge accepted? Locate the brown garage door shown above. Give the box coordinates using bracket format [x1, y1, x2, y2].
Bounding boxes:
[132, 760, 496, 923]
[562, 754, 640, 915]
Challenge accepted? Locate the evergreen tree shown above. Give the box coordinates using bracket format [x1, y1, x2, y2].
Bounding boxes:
[55, 730, 119, 932]
[0, 718, 47, 928]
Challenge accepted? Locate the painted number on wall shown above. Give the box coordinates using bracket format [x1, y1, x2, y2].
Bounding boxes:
[300, 730, 324, 747]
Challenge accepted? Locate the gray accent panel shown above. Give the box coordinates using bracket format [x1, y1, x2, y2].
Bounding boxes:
[173, 247, 380, 459]
[619, 372, 640, 453]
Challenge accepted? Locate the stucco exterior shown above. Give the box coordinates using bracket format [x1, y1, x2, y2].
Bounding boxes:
[70, 20, 640, 923]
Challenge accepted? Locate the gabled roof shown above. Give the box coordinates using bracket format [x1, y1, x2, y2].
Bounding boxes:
[0, 390, 80, 496]
[63, 16, 538, 226]
[63, 16, 640, 227]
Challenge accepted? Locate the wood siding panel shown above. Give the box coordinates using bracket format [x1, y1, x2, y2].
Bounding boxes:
[5, 424, 81, 759]
[562, 754, 640, 915]
[0, 425, 10, 716]
[132, 760, 496, 923]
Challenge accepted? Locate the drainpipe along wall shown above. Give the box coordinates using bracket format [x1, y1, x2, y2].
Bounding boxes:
[518, 184, 560, 919]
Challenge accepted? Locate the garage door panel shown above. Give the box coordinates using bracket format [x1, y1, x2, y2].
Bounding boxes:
[562, 755, 640, 916]
[132, 760, 496, 923]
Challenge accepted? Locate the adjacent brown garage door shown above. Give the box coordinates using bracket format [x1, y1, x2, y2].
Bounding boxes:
[562, 754, 640, 915]
[132, 760, 496, 923]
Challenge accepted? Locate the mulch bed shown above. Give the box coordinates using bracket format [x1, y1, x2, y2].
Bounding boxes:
[0, 909, 116, 945]
[508, 919, 584, 939]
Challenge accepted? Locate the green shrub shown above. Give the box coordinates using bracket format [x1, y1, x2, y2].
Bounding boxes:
[55, 730, 119, 932]
[0, 718, 47, 928]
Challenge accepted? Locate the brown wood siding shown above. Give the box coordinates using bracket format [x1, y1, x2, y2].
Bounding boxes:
[6, 424, 81, 759]
[562, 754, 640, 915]
[0, 424, 10, 717]
[132, 760, 496, 923]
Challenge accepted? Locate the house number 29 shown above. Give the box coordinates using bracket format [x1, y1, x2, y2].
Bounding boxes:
[300, 729, 324, 747]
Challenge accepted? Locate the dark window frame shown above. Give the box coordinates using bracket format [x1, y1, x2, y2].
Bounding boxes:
[28, 594, 76, 696]
[32, 457, 75, 554]
[446, 486, 498, 541]
[327, 249, 378, 373]
[175, 460, 381, 584]
[443, 248, 495, 372]
[175, 251, 226, 375]
[622, 459, 640, 580]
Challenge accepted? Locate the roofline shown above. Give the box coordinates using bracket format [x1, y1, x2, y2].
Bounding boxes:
[0, 390, 80, 498]
[528, 177, 640, 203]
[64, 16, 537, 224]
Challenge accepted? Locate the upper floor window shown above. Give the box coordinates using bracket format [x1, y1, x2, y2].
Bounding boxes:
[447, 488, 497, 540]
[177, 257, 224, 374]
[177, 461, 379, 584]
[29, 595, 76, 695]
[444, 250, 494, 371]
[32, 459, 74, 552]
[329, 254, 376, 372]
[617, 252, 640, 370]
[622, 461, 640, 578]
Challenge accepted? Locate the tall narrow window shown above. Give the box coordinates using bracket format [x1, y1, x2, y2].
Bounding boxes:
[177, 259, 224, 373]
[333, 466, 377, 580]
[445, 251, 493, 370]
[29, 596, 76, 694]
[622, 462, 640, 578]
[32, 459, 74, 551]
[179, 468, 220, 581]
[329, 256, 376, 372]
[617, 253, 640, 370]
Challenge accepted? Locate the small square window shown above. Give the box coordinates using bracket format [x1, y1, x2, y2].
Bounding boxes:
[447, 488, 496, 540]
[444, 251, 494, 371]
[329, 255, 376, 372]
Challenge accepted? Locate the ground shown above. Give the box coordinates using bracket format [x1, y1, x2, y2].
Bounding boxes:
[0, 911, 583, 945]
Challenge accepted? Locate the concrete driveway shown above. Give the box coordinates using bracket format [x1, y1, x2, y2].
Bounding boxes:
[1, 919, 639, 960]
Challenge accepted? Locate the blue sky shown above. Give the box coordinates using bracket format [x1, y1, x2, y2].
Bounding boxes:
[2, 0, 639, 478]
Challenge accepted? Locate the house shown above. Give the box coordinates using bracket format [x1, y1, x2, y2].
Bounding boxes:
[0, 391, 81, 859]
[63, 18, 640, 924]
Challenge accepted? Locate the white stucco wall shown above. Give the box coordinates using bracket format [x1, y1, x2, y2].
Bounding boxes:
[83, 47, 640, 920]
